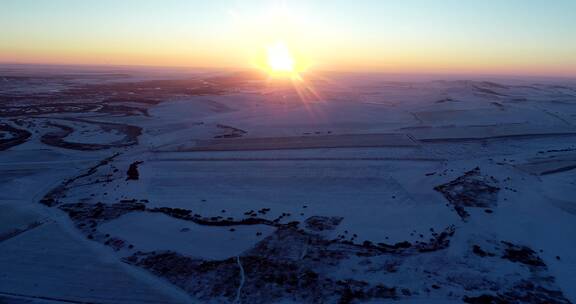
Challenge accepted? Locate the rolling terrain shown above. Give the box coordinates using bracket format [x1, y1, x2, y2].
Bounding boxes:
[1, 66, 576, 303]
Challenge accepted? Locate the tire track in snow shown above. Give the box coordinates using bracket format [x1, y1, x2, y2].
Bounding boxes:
[235, 256, 245, 304]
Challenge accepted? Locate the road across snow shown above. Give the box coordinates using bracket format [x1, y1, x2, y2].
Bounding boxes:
[180, 133, 417, 152]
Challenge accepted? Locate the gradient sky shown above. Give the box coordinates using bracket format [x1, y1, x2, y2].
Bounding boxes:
[1, 0, 575, 76]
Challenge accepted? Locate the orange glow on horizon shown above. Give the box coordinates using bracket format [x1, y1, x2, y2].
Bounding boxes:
[1, 45, 574, 78]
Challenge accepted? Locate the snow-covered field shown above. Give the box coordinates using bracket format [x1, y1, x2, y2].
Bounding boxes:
[1, 66, 575, 303]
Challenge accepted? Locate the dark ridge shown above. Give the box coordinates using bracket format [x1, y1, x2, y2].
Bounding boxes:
[0, 123, 31, 151]
[40, 153, 119, 206]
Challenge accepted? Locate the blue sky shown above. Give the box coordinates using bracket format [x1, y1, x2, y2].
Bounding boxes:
[1, 0, 575, 75]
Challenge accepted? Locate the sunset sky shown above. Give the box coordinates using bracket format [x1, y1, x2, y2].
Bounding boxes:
[1, 0, 575, 76]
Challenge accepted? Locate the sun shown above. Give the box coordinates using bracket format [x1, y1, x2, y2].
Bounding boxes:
[266, 41, 296, 74]
[255, 40, 309, 79]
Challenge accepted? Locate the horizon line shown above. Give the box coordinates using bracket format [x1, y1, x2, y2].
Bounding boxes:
[1, 61, 575, 80]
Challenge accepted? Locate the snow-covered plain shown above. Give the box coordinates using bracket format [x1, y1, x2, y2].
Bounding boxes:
[1, 66, 575, 303]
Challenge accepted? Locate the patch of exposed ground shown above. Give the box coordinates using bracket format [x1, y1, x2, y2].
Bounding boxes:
[126, 161, 143, 180]
[435, 167, 500, 219]
[122, 224, 455, 304]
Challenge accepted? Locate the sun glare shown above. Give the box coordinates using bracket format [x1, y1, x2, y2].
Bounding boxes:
[266, 41, 296, 74]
